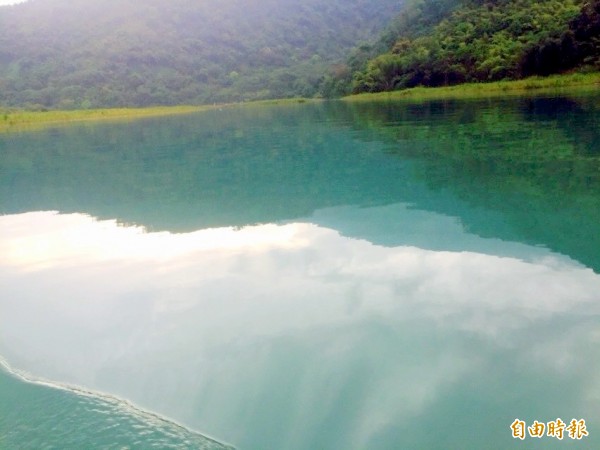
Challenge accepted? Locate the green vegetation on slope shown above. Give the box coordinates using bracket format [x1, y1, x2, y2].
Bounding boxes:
[345, 72, 600, 101]
[2, 71, 599, 134]
[351, 0, 600, 94]
[0, 0, 401, 109]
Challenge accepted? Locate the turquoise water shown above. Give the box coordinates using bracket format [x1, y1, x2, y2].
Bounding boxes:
[1, 98, 599, 449]
[0, 361, 232, 449]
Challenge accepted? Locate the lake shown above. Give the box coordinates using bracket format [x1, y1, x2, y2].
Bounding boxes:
[1, 97, 599, 449]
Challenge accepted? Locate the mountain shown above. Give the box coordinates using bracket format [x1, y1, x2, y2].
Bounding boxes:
[0, 0, 403, 108]
[350, 0, 600, 94]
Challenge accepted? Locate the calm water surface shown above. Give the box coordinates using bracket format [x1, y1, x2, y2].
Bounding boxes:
[1, 97, 600, 449]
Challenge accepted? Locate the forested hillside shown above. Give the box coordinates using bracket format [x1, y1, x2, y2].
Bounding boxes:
[351, 0, 600, 94]
[0, 0, 402, 108]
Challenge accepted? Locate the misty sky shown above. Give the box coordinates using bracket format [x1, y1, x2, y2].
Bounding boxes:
[0, 0, 27, 5]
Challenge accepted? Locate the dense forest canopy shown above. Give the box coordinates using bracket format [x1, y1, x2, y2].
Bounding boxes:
[350, 0, 600, 94]
[0, 0, 402, 108]
[3, 0, 600, 107]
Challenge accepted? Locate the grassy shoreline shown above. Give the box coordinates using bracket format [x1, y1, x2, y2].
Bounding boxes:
[0, 98, 320, 133]
[0, 105, 217, 132]
[343, 72, 600, 102]
[1, 73, 599, 132]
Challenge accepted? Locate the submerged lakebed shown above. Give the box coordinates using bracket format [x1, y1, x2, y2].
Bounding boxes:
[1, 97, 599, 449]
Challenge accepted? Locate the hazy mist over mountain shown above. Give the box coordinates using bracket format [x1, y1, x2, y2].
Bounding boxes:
[0, 0, 403, 108]
[0, 1, 27, 6]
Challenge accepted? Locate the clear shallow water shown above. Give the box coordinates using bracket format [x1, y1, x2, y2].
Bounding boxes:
[1, 98, 600, 449]
[0, 359, 232, 449]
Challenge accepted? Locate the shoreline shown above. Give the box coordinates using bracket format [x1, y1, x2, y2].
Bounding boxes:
[0, 105, 216, 133]
[1, 73, 599, 132]
[342, 72, 600, 103]
[0, 98, 316, 133]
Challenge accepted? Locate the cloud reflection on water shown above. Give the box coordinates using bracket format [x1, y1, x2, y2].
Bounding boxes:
[1, 209, 599, 449]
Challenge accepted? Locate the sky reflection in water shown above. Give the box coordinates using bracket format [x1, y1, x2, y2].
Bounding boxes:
[2, 97, 600, 449]
[1, 207, 599, 449]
